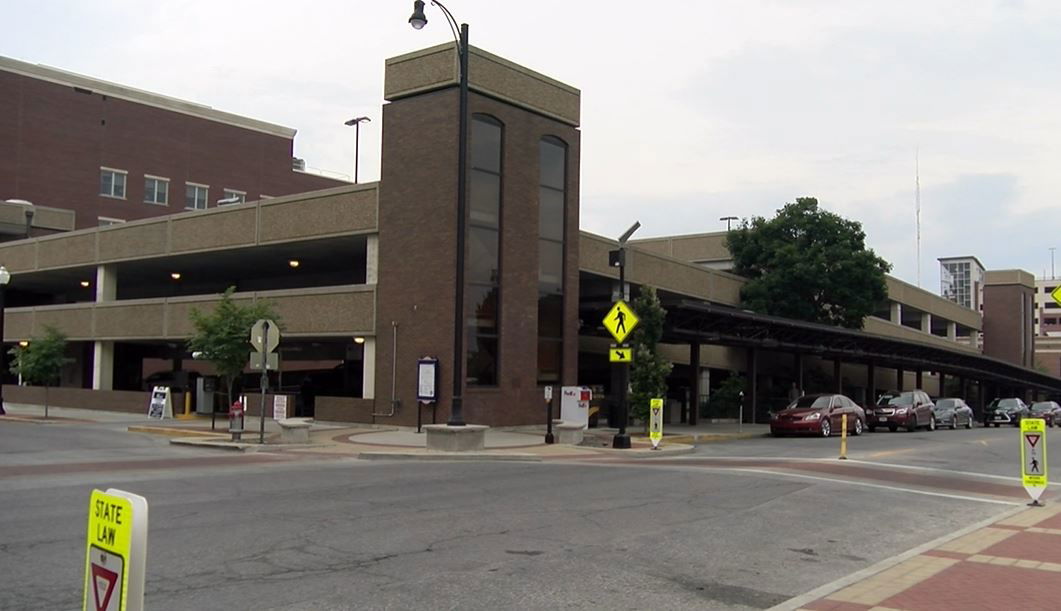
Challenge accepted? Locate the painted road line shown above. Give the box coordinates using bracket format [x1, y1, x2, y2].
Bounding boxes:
[841, 458, 1061, 487]
[714, 467, 1025, 506]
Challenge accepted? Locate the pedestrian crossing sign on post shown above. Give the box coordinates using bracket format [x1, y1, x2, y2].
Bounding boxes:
[649, 398, 664, 449]
[610, 346, 632, 363]
[1021, 418, 1048, 505]
[603, 300, 639, 344]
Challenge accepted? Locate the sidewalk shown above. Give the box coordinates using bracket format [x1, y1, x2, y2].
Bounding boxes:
[781, 502, 1061, 611]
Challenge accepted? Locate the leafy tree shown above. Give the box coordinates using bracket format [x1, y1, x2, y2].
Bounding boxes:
[705, 374, 745, 419]
[8, 325, 71, 418]
[726, 197, 890, 329]
[187, 287, 280, 409]
[629, 286, 673, 424]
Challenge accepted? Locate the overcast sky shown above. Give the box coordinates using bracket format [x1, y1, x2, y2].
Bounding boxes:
[5, 1, 1060, 290]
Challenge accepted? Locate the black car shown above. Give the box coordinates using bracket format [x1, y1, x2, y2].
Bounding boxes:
[984, 398, 1029, 427]
[933, 398, 975, 429]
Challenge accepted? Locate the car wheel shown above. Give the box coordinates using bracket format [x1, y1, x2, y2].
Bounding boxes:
[820, 419, 831, 438]
[907, 415, 918, 432]
[853, 418, 864, 436]
[927, 415, 936, 432]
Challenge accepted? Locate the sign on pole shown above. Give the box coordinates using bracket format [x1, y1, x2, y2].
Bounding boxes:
[249, 319, 280, 354]
[649, 398, 664, 449]
[248, 351, 279, 371]
[602, 300, 639, 344]
[1021, 418, 1048, 504]
[1052, 285, 1061, 308]
[417, 357, 439, 403]
[544, 386, 553, 402]
[84, 488, 148, 611]
[609, 346, 632, 363]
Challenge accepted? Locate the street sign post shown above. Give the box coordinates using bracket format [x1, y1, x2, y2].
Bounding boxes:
[249, 319, 281, 444]
[1021, 418, 1048, 506]
[609, 346, 632, 363]
[84, 488, 148, 611]
[544, 385, 555, 444]
[649, 398, 663, 449]
[1052, 285, 1061, 308]
[250, 319, 280, 353]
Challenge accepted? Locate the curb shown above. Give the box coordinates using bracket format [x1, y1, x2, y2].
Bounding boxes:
[767, 503, 1031, 611]
[358, 451, 543, 462]
[585, 444, 696, 458]
[128, 425, 225, 438]
[169, 438, 264, 452]
[0, 415, 64, 425]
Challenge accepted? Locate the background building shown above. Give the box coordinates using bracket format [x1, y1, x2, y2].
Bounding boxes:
[0, 56, 347, 232]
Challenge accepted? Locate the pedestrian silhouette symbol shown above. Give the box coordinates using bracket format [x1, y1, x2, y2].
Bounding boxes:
[615, 309, 626, 334]
[1031, 457, 1040, 473]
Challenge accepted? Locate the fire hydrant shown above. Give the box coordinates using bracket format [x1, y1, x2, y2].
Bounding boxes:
[229, 400, 245, 441]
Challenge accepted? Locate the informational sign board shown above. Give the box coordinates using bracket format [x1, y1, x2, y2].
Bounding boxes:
[248, 351, 279, 371]
[146, 386, 172, 420]
[609, 346, 632, 363]
[649, 398, 664, 448]
[417, 357, 439, 403]
[272, 395, 288, 421]
[249, 319, 280, 353]
[84, 488, 148, 611]
[603, 300, 639, 344]
[544, 386, 553, 402]
[1021, 418, 1048, 503]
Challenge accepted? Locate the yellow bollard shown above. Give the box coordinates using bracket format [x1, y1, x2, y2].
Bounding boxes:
[839, 413, 848, 460]
[178, 390, 194, 419]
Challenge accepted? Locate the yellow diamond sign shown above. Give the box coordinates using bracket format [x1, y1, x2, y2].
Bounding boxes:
[603, 300, 639, 344]
[1052, 285, 1061, 308]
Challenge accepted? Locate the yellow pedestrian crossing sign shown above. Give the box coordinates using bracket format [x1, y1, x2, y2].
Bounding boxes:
[610, 347, 632, 362]
[603, 300, 639, 344]
[1052, 285, 1061, 308]
[1021, 418, 1047, 504]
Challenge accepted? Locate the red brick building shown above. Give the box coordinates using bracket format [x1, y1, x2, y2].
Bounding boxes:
[0, 56, 347, 230]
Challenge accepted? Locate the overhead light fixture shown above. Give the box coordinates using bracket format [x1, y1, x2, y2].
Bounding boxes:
[80, 280, 90, 288]
[170, 272, 181, 280]
[354, 336, 366, 344]
[288, 260, 300, 268]
[18, 341, 28, 347]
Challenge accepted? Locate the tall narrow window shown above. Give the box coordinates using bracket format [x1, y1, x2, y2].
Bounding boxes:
[466, 115, 503, 386]
[537, 136, 566, 385]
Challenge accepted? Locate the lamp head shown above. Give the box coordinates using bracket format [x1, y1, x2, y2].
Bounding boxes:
[409, 0, 428, 29]
[0, 265, 9, 286]
[617, 221, 641, 245]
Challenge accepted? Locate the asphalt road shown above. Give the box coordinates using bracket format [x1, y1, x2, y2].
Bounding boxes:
[0, 420, 1051, 610]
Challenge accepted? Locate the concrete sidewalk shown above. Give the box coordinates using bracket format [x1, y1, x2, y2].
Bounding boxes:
[780, 501, 1061, 611]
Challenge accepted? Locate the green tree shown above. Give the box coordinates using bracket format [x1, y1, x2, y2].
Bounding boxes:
[187, 287, 280, 409]
[629, 286, 673, 424]
[705, 374, 745, 419]
[726, 197, 891, 329]
[8, 325, 71, 418]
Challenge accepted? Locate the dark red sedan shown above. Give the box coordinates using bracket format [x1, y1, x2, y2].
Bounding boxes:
[770, 394, 865, 437]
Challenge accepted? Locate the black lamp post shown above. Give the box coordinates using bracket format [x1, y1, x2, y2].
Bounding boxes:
[609, 222, 641, 449]
[0, 265, 9, 415]
[410, 0, 470, 426]
[720, 216, 738, 231]
[344, 116, 371, 183]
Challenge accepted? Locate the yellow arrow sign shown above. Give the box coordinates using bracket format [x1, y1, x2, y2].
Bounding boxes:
[610, 347, 632, 363]
[1052, 285, 1061, 308]
[603, 300, 639, 344]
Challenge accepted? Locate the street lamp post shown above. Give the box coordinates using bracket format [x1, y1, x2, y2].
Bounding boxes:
[0, 266, 10, 415]
[344, 116, 371, 183]
[720, 216, 738, 231]
[410, 0, 470, 426]
[610, 222, 641, 449]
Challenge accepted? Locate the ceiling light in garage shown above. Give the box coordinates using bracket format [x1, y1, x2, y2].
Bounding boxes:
[80, 280, 90, 288]
[289, 260, 300, 268]
[354, 337, 366, 344]
[170, 272, 181, 280]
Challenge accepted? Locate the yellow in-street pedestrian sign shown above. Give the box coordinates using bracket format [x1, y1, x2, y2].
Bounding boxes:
[603, 300, 639, 344]
[649, 398, 664, 449]
[1021, 418, 1047, 504]
[1052, 285, 1061, 308]
[610, 346, 632, 363]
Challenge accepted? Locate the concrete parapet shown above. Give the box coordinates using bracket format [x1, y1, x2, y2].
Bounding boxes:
[423, 424, 489, 452]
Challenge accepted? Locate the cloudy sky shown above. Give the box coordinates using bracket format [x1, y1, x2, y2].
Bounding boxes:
[5, 1, 1060, 290]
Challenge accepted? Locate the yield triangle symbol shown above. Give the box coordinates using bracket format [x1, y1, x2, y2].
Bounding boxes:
[1026, 434, 1041, 448]
[91, 562, 118, 611]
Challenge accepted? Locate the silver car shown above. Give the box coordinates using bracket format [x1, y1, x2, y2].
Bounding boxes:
[932, 397, 974, 429]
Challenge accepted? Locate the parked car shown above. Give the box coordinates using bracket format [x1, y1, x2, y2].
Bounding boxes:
[1029, 401, 1061, 427]
[865, 390, 936, 432]
[770, 393, 865, 438]
[983, 398, 1030, 427]
[933, 398, 975, 429]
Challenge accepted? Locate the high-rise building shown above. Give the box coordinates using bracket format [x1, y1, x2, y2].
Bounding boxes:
[938, 256, 986, 312]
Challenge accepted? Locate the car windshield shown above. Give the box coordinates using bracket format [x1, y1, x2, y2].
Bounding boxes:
[887, 392, 915, 406]
[1031, 402, 1055, 412]
[876, 394, 896, 406]
[989, 398, 1021, 410]
[789, 396, 832, 410]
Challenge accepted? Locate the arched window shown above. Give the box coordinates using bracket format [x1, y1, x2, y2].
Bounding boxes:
[466, 114, 503, 386]
[537, 136, 566, 384]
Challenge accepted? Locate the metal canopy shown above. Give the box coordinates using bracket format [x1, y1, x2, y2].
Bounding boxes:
[662, 299, 1061, 393]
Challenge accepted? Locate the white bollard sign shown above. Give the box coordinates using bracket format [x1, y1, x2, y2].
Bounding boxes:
[84, 488, 148, 611]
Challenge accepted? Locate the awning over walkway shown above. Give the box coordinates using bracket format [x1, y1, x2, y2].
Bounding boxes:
[662, 300, 1061, 393]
